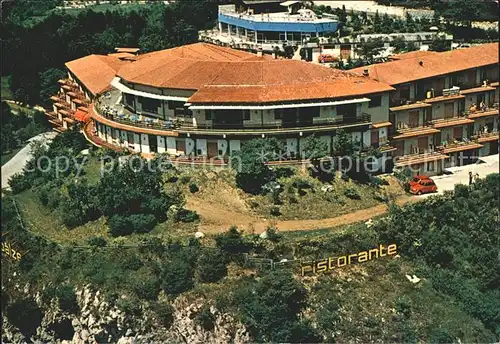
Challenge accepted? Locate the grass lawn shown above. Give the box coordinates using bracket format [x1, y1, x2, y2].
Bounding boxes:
[1, 147, 23, 166]
[1, 76, 14, 101]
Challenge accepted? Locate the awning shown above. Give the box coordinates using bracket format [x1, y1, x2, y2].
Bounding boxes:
[74, 109, 90, 122]
[189, 98, 371, 111]
[111, 77, 190, 102]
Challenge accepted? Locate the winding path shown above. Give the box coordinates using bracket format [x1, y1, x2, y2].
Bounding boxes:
[188, 195, 416, 234]
[1, 132, 57, 190]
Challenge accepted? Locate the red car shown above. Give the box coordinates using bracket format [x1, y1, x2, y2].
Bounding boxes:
[409, 177, 438, 195]
[318, 54, 337, 63]
[408, 175, 432, 187]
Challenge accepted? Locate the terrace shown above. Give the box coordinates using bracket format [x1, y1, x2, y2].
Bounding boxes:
[95, 88, 373, 135]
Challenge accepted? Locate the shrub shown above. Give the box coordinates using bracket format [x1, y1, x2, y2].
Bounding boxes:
[215, 226, 250, 255]
[292, 178, 313, 189]
[274, 167, 294, 179]
[179, 175, 191, 184]
[108, 215, 134, 237]
[87, 236, 107, 247]
[195, 305, 215, 331]
[153, 302, 174, 328]
[373, 191, 388, 202]
[189, 183, 199, 193]
[344, 188, 361, 200]
[197, 248, 228, 283]
[162, 260, 194, 296]
[129, 214, 157, 233]
[369, 175, 389, 187]
[175, 209, 200, 223]
[8, 173, 31, 194]
[270, 206, 281, 216]
[56, 285, 78, 313]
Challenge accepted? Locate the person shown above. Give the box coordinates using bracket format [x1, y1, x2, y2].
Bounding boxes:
[469, 171, 473, 185]
[480, 101, 486, 111]
[469, 104, 477, 113]
[474, 173, 480, 183]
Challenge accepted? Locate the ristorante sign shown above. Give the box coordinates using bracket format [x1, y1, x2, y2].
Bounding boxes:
[301, 244, 398, 276]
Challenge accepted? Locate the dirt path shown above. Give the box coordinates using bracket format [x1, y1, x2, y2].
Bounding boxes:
[187, 195, 417, 234]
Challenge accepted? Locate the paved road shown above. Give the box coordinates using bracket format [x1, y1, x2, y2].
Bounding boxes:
[421, 154, 499, 198]
[1, 132, 57, 190]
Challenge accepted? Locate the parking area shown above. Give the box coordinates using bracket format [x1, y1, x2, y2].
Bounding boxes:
[421, 154, 499, 198]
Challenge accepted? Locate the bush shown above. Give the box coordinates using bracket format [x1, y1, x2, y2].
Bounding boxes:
[162, 260, 194, 296]
[179, 175, 191, 184]
[108, 215, 134, 237]
[274, 167, 295, 179]
[87, 236, 107, 247]
[197, 248, 228, 283]
[129, 214, 157, 233]
[369, 175, 389, 187]
[153, 302, 174, 328]
[175, 209, 199, 223]
[270, 206, 281, 216]
[56, 285, 78, 313]
[344, 188, 361, 200]
[189, 183, 199, 193]
[195, 305, 215, 331]
[8, 173, 31, 194]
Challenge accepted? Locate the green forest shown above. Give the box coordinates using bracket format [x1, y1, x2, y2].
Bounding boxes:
[1, 0, 217, 105]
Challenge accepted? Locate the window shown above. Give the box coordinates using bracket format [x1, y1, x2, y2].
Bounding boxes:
[243, 110, 250, 121]
[168, 101, 184, 110]
[124, 94, 135, 107]
[275, 109, 283, 120]
[427, 161, 435, 172]
[369, 96, 382, 108]
[139, 97, 160, 114]
[205, 110, 213, 121]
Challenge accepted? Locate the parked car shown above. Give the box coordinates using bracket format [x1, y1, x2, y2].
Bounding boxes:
[409, 177, 437, 195]
[408, 175, 432, 187]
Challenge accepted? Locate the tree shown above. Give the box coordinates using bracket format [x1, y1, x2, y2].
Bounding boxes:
[161, 259, 194, 296]
[197, 248, 228, 283]
[429, 38, 451, 52]
[392, 36, 407, 53]
[234, 270, 319, 342]
[301, 134, 329, 174]
[356, 38, 385, 64]
[231, 138, 283, 194]
[332, 129, 354, 157]
[39, 68, 66, 107]
[215, 226, 250, 256]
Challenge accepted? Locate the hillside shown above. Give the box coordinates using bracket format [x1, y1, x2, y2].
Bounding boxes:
[2, 170, 499, 342]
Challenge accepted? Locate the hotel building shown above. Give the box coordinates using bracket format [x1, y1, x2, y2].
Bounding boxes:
[352, 44, 499, 174]
[47, 42, 498, 175]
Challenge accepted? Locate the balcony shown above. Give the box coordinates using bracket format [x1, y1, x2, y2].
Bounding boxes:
[94, 90, 371, 136]
[437, 139, 483, 154]
[389, 102, 431, 112]
[472, 130, 499, 144]
[465, 105, 499, 120]
[429, 116, 474, 129]
[394, 151, 449, 167]
[392, 125, 440, 140]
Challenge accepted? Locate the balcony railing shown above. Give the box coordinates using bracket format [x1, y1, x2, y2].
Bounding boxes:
[95, 101, 371, 132]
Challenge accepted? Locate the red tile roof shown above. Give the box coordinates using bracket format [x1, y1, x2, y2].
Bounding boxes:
[67, 43, 393, 103]
[388, 50, 438, 61]
[117, 43, 393, 103]
[65, 54, 135, 96]
[351, 43, 499, 85]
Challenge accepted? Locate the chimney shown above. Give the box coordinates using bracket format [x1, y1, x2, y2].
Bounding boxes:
[419, 60, 424, 66]
[257, 46, 263, 57]
[363, 68, 369, 77]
